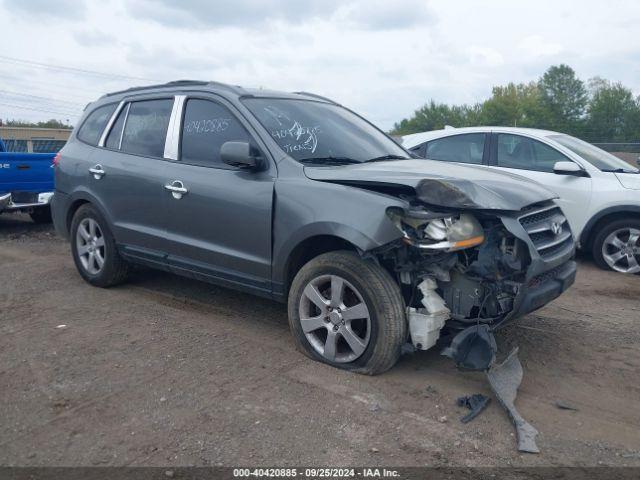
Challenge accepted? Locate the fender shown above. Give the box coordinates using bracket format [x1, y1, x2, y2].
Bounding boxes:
[64, 188, 115, 235]
[580, 205, 640, 246]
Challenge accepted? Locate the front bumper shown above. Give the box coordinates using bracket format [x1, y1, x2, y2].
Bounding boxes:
[0, 191, 54, 213]
[502, 260, 576, 327]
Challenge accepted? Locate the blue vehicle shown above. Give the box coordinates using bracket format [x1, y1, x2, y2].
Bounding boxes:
[0, 137, 56, 223]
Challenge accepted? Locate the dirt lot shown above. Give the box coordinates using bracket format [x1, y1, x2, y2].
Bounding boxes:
[1, 213, 639, 467]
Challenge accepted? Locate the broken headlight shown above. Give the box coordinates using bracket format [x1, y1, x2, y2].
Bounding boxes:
[386, 207, 485, 251]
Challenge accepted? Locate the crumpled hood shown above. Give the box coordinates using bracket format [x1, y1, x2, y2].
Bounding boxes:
[615, 172, 640, 190]
[304, 159, 557, 211]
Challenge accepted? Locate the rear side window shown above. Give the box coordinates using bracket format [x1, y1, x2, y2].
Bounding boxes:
[120, 99, 173, 158]
[77, 104, 117, 145]
[426, 133, 486, 164]
[497, 134, 569, 172]
[180, 99, 251, 168]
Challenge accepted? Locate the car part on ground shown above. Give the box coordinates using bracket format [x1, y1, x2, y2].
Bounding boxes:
[487, 347, 540, 454]
[456, 393, 491, 423]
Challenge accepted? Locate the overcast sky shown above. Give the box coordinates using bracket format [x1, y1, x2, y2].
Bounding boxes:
[1, 0, 639, 130]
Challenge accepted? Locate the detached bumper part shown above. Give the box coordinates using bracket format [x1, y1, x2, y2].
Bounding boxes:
[441, 324, 497, 371]
[487, 347, 540, 454]
[0, 192, 10, 212]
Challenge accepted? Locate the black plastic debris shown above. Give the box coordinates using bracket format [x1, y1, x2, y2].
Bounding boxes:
[487, 347, 540, 454]
[554, 400, 579, 411]
[441, 324, 497, 370]
[456, 394, 491, 423]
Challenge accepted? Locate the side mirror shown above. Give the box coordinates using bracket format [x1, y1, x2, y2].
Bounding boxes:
[553, 161, 586, 177]
[221, 141, 261, 169]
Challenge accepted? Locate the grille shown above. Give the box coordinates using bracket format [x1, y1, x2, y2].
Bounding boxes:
[519, 203, 573, 261]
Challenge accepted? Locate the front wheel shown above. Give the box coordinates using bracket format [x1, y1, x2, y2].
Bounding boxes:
[287, 251, 407, 375]
[592, 219, 640, 274]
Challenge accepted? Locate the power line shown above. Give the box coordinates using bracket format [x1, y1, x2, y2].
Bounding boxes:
[0, 101, 79, 117]
[0, 89, 85, 108]
[0, 54, 156, 82]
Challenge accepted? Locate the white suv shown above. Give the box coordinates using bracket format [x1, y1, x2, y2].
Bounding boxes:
[402, 127, 640, 274]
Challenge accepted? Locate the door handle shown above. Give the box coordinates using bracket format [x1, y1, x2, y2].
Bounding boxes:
[164, 180, 188, 199]
[89, 164, 105, 179]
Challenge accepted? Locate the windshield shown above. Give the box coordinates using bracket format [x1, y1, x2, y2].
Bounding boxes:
[549, 134, 638, 172]
[243, 98, 409, 164]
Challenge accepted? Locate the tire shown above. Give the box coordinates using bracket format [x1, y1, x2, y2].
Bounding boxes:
[30, 207, 52, 224]
[591, 218, 640, 274]
[70, 204, 130, 287]
[287, 250, 407, 375]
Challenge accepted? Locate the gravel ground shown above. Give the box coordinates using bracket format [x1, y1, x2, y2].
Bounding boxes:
[1, 213, 639, 467]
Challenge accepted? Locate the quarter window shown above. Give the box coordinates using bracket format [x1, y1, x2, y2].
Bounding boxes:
[120, 99, 173, 158]
[426, 134, 486, 164]
[497, 134, 569, 172]
[180, 99, 251, 168]
[105, 104, 128, 150]
[77, 103, 117, 146]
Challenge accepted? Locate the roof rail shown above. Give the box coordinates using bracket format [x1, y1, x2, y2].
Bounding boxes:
[293, 91, 338, 104]
[101, 80, 212, 98]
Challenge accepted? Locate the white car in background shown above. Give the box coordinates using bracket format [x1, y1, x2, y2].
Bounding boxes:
[402, 127, 640, 274]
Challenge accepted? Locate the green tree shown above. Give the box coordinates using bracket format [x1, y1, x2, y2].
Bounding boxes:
[479, 81, 547, 127]
[585, 79, 640, 142]
[538, 64, 587, 134]
[391, 100, 480, 135]
[2, 119, 72, 129]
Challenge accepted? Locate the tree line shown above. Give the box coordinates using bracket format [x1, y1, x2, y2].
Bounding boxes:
[391, 65, 640, 143]
[0, 119, 72, 129]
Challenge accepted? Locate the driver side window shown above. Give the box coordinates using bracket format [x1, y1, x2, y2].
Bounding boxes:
[496, 134, 569, 173]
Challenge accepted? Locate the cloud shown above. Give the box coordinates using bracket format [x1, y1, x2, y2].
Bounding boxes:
[2, 0, 86, 19]
[73, 30, 117, 47]
[468, 46, 504, 67]
[125, 0, 341, 29]
[124, 0, 435, 30]
[519, 35, 563, 57]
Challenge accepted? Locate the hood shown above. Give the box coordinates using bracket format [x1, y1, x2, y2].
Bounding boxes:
[304, 159, 557, 211]
[615, 172, 640, 190]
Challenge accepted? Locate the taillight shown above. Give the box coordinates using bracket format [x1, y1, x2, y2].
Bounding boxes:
[52, 152, 61, 167]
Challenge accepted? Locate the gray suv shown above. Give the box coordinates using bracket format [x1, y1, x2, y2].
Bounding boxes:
[52, 80, 577, 374]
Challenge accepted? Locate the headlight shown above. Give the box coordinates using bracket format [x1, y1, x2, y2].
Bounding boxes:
[386, 207, 484, 251]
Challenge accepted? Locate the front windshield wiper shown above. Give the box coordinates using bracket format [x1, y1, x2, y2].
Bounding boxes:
[299, 156, 361, 166]
[365, 154, 410, 162]
[601, 168, 639, 173]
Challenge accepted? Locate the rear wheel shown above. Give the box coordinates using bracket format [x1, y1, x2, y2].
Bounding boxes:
[70, 204, 130, 287]
[30, 207, 52, 224]
[287, 251, 406, 375]
[592, 219, 640, 274]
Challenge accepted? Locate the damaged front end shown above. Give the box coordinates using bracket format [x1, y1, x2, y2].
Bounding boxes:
[373, 191, 577, 371]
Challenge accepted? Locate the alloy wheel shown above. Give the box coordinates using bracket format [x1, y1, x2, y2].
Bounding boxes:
[298, 274, 371, 363]
[602, 227, 640, 274]
[76, 218, 106, 275]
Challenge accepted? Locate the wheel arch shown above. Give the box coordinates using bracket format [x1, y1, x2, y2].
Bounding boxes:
[64, 191, 114, 236]
[580, 206, 640, 249]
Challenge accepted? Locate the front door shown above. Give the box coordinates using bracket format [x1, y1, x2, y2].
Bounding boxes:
[490, 132, 593, 234]
[162, 97, 275, 295]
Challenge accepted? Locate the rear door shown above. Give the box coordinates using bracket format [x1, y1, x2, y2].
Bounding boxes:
[161, 96, 275, 294]
[489, 132, 593, 234]
[423, 133, 489, 165]
[89, 97, 175, 265]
